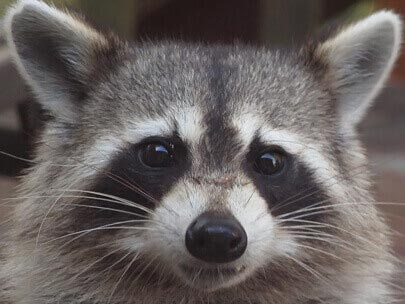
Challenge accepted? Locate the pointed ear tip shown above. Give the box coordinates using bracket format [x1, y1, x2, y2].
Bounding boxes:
[320, 10, 403, 56]
[4, 0, 50, 34]
[5, 0, 48, 18]
[369, 10, 402, 26]
[368, 11, 403, 57]
[3, 0, 49, 89]
[361, 10, 403, 39]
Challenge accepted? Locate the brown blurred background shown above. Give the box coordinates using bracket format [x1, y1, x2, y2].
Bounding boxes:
[0, 0, 404, 299]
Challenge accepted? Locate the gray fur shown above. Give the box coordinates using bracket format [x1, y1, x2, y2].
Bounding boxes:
[1, 1, 402, 304]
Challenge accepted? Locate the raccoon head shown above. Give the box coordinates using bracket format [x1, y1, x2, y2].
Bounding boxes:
[5, 0, 402, 303]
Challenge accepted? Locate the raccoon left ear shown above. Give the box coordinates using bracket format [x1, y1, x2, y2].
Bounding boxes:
[315, 11, 402, 130]
[4, 0, 121, 119]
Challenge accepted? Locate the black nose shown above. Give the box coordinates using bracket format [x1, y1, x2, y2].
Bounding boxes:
[185, 213, 247, 263]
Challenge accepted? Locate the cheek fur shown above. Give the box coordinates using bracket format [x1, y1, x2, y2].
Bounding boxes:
[228, 184, 298, 265]
[140, 181, 208, 263]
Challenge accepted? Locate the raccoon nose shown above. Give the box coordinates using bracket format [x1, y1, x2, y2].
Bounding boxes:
[185, 213, 247, 263]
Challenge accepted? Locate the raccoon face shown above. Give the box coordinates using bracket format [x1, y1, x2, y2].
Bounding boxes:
[5, 0, 402, 301]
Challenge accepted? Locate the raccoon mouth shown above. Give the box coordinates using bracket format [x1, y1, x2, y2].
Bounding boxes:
[179, 264, 247, 288]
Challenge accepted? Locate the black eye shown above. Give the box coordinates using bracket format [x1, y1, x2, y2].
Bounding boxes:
[139, 142, 174, 168]
[254, 151, 284, 175]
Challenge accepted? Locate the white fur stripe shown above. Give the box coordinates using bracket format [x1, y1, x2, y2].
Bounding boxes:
[233, 114, 347, 200]
[84, 117, 173, 170]
[84, 110, 205, 172]
[176, 106, 205, 144]
[258, 128, 347, 200]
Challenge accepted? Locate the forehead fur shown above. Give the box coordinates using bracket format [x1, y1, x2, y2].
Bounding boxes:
[81, 43, 335, 144]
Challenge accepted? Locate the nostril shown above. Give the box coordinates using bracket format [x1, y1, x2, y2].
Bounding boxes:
[185, 212, 247, 264]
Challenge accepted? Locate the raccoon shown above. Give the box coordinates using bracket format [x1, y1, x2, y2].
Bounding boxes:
[1, 0, 403, 303]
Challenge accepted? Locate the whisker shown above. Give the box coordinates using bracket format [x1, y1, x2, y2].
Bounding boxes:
[2, 138, 161, 208]
[67, 247, 123, 284]
[108, 252, 140, 304]
[4, 192, 176, 232]
[287, 234, 358, 252]
[131, 255, 159, 284]
[271, 161, 369, 214]
[278, 219, 399, 253]
[100, 251, 133, 277]
[141, 256, 163, 287]
[5, 195, 151, 219]
[243, 190, 255, 208]
[60, 189, 155, 216]
[55, 226, 157, 253]
[0, 150, 80, 167]
[276, 198, 333, 220]
[85, 146, 159, 205]
[1, 147, 158, 206]
[278, 201, 405, 221]
[283, 253, 334, 288]
[43, 219, 155, 246]
[64, 203, 148, 218]
[35, 180, 78, 248]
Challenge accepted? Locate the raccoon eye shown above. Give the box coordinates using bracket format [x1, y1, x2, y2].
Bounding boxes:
[254, 151, 284, 175]
[139, 142, 174, 168]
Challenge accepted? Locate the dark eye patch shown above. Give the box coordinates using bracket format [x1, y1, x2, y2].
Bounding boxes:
[70, 135, 189, 230]
[245, 138, 331, 224]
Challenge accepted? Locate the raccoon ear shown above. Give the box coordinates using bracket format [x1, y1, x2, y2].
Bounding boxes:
[4, 0, 119, 118]
[316, 11, 402, 130]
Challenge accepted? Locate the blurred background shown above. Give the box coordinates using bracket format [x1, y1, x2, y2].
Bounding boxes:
[0, 0, 404, 299]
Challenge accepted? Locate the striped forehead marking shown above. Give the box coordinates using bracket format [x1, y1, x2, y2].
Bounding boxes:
[85, 109, 206, 170]
[176, 106, 205, 145]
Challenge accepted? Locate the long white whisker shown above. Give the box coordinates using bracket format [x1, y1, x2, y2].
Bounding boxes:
[108, 252, 140, 304]
[287, 234, 358, 253]
[68, 247, 123, 284]
[101, 251, 133, 277]
[278, 202, 404, 222]
[43, 219, 155, 245]
[60, 189, 155, 215]
[283, 253, 333, 288]
[279, 201, 405, 220]
[281, 217, 405, 241]
[64, 203, 148, 218]
[271, 161, 369, 214]
[35, 180, 78, 248]
[0, 150, 81, 167]
[5, 194, 150, 218]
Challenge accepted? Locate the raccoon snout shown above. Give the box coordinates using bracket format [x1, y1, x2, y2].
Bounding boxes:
[185, 213, 247, 263]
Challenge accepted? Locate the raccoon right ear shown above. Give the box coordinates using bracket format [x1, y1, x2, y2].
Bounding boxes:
[5, 0, 120, 119]
[314, 11, 402, 131]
